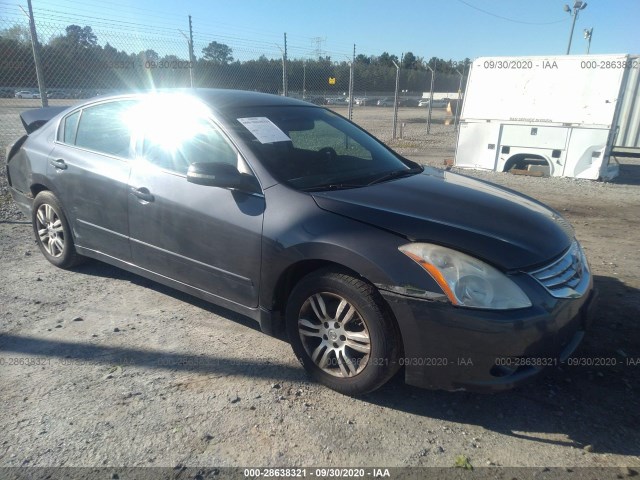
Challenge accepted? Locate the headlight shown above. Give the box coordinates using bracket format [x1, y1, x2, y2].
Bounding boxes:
[399, 243, 532, 310]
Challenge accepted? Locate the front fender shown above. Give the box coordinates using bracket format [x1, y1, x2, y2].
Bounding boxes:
[259, 185, 444, 312]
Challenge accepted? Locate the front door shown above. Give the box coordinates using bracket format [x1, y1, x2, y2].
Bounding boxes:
[127, 105, 264, 307]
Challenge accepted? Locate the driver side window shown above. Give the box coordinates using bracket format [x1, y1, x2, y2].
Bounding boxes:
[142, 117, 248, 175]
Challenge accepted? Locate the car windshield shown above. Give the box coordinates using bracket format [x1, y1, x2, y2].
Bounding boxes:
[225, 105, 420, 190]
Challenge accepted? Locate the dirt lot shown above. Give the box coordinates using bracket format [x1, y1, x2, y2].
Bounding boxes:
[0, 103, 639, 474]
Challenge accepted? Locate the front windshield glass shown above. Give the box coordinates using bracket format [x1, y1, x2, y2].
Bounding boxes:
[226, 106, 419, 190]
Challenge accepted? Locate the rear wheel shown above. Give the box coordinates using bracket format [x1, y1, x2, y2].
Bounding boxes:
[32, 191, 85, 269]
[286, 269, 401, 395]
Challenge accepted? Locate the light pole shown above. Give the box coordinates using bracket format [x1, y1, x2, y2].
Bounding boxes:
[564, 1, 587, 54]
[584, 27, 593, 54]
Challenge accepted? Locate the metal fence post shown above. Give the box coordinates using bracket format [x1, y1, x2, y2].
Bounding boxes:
[26, 0, 48, 107]
[282, 32, 288, 96]
[392, 60, 400, 139]
[426, 65, 435, 134]
[348, 60, 354, 121]
[188, 15, 195, 87]
[454, 68, 463, 129]
[179, 17, 194, 88]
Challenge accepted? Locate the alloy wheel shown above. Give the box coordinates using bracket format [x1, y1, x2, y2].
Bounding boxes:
[297, 292, 371, 378]
[36, 203, 65, 258]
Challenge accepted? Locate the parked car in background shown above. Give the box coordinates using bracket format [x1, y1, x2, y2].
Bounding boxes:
[418, 98, 449, 108]
[73, 89, 99, 99]
[305, 96, 326, 106]
[325, 97, 345, 105]
[377, 97, 393, 107]
[399, 98, 419, 107]
[0, 88, 15, 98]
[15, 90, 41, 99]
[47, 90, 72, 99]
[354, 97, 370, 106]
[7, 89, 596, 395]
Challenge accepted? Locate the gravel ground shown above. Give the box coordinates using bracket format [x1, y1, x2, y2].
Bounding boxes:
[1, 103, 639, 473]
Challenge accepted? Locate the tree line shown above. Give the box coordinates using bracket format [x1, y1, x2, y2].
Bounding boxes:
[0, 24, 468, 94]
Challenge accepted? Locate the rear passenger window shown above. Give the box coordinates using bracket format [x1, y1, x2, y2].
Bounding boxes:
[74, 101, 136, 158]
[61, 111, 80, 144]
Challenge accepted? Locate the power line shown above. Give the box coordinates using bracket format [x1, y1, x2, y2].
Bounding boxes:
[2, 3, 375, 60]
[454, 0, 569, 25]
[32, 8, 182, 34]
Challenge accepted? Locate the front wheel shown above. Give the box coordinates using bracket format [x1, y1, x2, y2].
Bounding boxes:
[32, 191, 85, 269]
[286, 269, 401, 395]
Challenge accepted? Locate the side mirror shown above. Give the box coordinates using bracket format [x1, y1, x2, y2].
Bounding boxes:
[187, 162, 242, 189]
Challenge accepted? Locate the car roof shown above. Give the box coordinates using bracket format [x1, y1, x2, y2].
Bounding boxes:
[80, 88, 314, 112]
[195, 89, 312, 110]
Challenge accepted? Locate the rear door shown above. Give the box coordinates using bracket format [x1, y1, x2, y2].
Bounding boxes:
[49, 99, 137, 260]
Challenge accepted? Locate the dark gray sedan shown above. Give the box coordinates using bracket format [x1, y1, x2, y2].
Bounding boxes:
[6, 89, 597, 395]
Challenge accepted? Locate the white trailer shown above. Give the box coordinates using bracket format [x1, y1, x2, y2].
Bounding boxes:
[455, 54, 640, 180]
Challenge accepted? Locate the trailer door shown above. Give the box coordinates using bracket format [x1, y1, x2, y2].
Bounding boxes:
[455, 121, 501, 170]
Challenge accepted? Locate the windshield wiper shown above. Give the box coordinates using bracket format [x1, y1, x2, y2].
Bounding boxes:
[302, 183, 365, 192]
[367, 166, 423, 186]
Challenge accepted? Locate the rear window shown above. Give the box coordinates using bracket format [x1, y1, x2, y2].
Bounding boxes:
[61, 111, 80, 144]
[65, 100, 137, 158]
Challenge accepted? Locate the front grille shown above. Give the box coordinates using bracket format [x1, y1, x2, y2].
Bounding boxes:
[529, 241, 590, 298]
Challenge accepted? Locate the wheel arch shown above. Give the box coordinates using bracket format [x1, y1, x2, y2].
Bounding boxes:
[503, 153, 552, 174]
[30, 183, 50, 197]
[266, 258, 404, 357]
[271, 259, 357, 315]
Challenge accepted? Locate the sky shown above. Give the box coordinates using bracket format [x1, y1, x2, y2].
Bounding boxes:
[1, 0, 639, 61]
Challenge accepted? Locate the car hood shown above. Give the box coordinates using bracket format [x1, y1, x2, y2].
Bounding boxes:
[311, 168, 573, 270]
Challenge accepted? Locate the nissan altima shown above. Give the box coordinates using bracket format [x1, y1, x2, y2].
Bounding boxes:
[6, 89, 597, 395]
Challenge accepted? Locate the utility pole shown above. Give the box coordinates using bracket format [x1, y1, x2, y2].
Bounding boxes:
[25, 0, 48, 107]
[564, 1, 588, 54]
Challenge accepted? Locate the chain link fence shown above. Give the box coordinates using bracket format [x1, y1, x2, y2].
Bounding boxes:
[1, 10, 468, 156]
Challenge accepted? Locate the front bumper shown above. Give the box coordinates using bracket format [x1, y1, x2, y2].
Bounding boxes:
[381, 275, 597, 392]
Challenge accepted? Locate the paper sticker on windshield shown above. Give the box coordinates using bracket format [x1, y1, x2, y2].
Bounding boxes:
[237, 117, 291, 144]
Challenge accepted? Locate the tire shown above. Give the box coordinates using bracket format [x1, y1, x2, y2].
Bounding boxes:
[32, 191, 85, 269]
[286, 269, 401, 395]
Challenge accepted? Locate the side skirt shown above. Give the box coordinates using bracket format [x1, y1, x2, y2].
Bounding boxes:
[75, 246, 281, 338]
